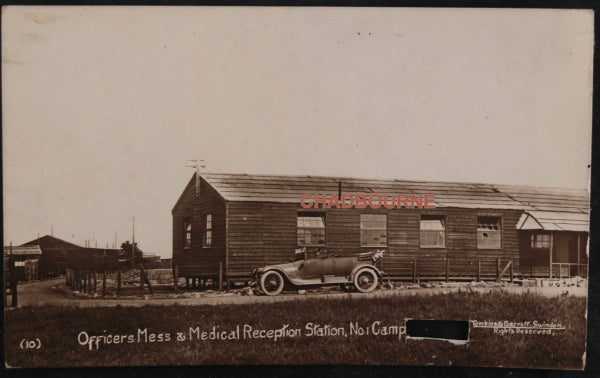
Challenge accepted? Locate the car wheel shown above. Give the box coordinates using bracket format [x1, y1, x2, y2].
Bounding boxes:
[353, 268, 379, 293]
[260, 271, 285, 296]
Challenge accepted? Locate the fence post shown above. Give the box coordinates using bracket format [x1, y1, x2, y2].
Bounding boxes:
[496, 258, 500, 282]
[93, 271, 97, 294]
[142, 266, 154, 295]
[174, 265, 179, 292]
[140, 264, 144, 297]
[445, 257, 449, 282]
[102, 270, 107, 296]
[577, 234, 581, 277]
[219, 262, 223, 292]
[510, 259, 514, 283]
[10, 258, 18, 307]
[412, 258, 417, 283]
[549, 235, 553, 279]
[477, 259, 481, 282]
[558, 264, 562, 279]
[117, 268, 122, 296]
[11, 274, 18, 307]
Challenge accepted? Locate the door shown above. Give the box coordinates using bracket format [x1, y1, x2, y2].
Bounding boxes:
[553, 234, 570, 263]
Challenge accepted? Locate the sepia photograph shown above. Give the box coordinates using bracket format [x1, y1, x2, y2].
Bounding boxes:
[2, 6, 593, 369]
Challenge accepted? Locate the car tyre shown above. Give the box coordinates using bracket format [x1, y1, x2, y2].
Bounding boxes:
[260, 270, 285, 296]
[353, 268, 379, 293]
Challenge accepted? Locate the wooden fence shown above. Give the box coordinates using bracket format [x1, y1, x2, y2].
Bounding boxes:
[61, 257, 588, 297]
[66, 269, 115, 296]
[382, 257, 517, 282]
[66, 264, 156, 297]
[173, 255, 588, 288]
[382, 256, 588, 282]
[550, 263, 588, 279]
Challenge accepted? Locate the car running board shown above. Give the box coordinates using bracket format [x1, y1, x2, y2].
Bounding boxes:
[321, 275, 349, 284]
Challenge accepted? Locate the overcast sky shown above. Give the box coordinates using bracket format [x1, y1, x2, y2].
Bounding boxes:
[2, 7, 593, 257]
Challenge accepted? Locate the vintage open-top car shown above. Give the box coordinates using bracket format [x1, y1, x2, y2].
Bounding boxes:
[250, 249, 384, 295]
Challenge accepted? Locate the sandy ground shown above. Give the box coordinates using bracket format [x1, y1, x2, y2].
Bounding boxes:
[6, 278, 588, 308]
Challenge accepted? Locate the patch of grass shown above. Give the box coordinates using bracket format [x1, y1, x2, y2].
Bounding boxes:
[4, 291, 586, 368]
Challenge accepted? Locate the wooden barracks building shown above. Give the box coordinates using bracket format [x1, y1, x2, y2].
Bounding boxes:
[20, 235, 120, 278]
[172, 173, 589, 283]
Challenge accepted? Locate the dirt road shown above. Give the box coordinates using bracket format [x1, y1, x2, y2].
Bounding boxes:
[8, 278, 588, 308]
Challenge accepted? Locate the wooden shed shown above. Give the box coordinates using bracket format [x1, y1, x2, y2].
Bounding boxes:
[172, 173, 589, 284]
[3, 245, 42, 281]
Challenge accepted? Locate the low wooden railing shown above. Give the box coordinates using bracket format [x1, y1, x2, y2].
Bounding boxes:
[381, 256, 588, 282]
[551, 263, 588, 279]
[383, 257, 516, 283]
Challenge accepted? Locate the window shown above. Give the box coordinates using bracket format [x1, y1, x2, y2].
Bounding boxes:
[531, 233, 551, 249]
[184, 218, 192, 248]
[204, 214, 212, 248]
[420, 215, 446, 247]
[297, 213, 326, 246]
[361, 214, 387, 246]
[477, 216, 502, 249]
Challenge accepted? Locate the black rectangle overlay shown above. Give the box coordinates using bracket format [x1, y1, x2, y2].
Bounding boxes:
[406, 320, 469, 341]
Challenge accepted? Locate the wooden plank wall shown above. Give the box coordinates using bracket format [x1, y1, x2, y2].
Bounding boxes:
[227, 202, 298, 276]
[384, 208, 522, 276]
[172, 177, 226, 277]
[226, 203, 524, 278]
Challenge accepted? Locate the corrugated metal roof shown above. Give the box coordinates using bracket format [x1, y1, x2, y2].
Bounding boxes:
[3, 245, 42, 256]
[495, 185, 589, 214]
[517, 211, 589, 232]
[201, 173, 589, 214]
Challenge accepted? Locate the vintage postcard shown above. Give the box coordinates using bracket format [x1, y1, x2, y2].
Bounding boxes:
[2, 6, 593, 369]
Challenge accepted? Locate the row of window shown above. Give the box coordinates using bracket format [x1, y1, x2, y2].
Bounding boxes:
[298, 213, 503, 249]
[184, 214, 212, 248]
[183, 213, 513, 250]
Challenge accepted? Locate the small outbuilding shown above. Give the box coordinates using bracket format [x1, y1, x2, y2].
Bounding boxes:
[3, 245, 42, 281]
